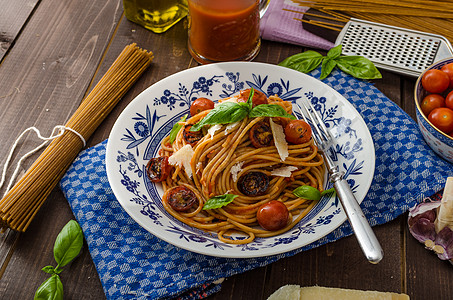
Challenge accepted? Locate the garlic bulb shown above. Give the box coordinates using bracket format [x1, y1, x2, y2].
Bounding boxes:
[408, 177, 453, 263]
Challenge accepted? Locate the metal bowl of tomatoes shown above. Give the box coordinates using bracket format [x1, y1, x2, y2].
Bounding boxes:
[414, 57, 453, 163]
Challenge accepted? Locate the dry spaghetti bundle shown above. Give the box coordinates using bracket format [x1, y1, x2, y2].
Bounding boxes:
[0, 43, 154, 232]
[291, 0, 453, 45]
[156, 95, 325, 244]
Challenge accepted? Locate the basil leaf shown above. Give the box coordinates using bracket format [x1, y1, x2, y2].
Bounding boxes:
[34, 274, 63, 300]
[169, 114, 187, 143]
[249, 104, 296, 119]
[320, 57, 337, 80]
[278, 50, 323, 73]
[191, 102, 249, 131]
[203, 194, 238, 210]
[41, 266, 56, 275]
[293, 185, 322, 201]
[327, 44, 342, 59]
[54, 220, 83, 269]
[321, 187, 336, 196]
[245, 87, 254, 111]
[336, 55, 382, 79]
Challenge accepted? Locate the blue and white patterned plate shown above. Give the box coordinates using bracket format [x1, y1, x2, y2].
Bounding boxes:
[105, 62, 375, 258]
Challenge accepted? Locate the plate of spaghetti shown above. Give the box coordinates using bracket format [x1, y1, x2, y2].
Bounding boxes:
[106, 62, 375, 258]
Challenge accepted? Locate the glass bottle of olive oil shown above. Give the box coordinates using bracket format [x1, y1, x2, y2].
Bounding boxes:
[123, 0, 188, 33]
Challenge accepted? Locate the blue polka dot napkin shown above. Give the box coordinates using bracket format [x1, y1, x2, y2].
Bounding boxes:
[60, 68, 453, 300]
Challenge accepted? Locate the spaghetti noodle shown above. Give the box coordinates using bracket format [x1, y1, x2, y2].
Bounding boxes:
[149, 91, 325, 244]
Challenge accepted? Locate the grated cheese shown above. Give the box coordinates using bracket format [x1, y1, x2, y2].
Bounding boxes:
[271, 166, 298, 177]
[225, 121, 240, 135]
[207, 124, 222, 140]
[230, 161, 245, 182]
[269, 118, 288, 161]
[168, 144, 195, 178]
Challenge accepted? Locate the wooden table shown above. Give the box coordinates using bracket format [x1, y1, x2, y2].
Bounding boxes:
[0, 0, 451, 299]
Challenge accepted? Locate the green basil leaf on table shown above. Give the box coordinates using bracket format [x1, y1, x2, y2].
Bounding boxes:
[41, 266, 56, 275]
[278, 44, 381, 80]
[249, 104, 296, 119]
[320, 58, 337, 80]
[34, 274, 63, 300]
[169, 114, 187, 143]
[190, 102, 250, 131]
[278, 50, 323, 73]
[203, 194, 238, 210]
[53, 220, 83, 269]
[336, 55, 382, 79]
[326, 44, 342, 59]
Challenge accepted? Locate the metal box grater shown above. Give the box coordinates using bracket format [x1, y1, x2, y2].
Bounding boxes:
[335, 18, 453, 77]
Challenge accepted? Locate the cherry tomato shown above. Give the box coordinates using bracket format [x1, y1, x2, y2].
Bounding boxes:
[237, 88, 268, 107]
[445, 90, 453, 110]
[146, 156, 171, 182]
[249, 121, 273, 148]
[190, 97, 214, 116]
[441, 63, 453, 89]
[238, 171, 269, 196]
[428, 107, 453, 134]
[256, 200, 289, 231]
[420, 94, 445, 116]
[166, 186, 197, 212]
[284, 120, 312, 144]
[421, 69, 450, 94]
[183, 124, 203, 145]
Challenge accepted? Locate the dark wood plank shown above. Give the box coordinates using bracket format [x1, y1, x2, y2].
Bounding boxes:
[0, 0, 123, 298]
[0, 0, 40, 61]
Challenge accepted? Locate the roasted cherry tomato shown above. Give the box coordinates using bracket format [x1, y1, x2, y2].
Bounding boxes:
[237, 88, 268, 107]
[421, 69, 450, 94]
[238, 171, 269, 196]
[420, 94, 445, 116]
[190, 97, 215, 116]
[428, 107, 453, 134]
[166, 186, 197, 212]
[445, 90, 453, 110]
[146, 156, 171, 182]
[441, 62, 453, 88]
[183, 124, 204, 145]
[256, 200, 289, 231]
[284, 119, 312, 144]
[249, 121, 273, 148]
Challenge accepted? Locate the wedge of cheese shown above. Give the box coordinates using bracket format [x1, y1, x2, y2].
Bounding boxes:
[267, 285, 409, 300]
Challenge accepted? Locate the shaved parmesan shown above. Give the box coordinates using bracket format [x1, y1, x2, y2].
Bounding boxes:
[225, 121, 240, 134]
[230, 161, 245, 182]
[269, 118, 288, 161]
[271, 166, 298, 177]
[207, 124, 222, 140]
[168, 144, 195, 178]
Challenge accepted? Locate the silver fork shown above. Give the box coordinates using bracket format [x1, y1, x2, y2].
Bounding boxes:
[296, 102, 383, 264]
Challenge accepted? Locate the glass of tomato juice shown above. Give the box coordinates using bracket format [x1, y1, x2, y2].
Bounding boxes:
[187, 0, 270, 64]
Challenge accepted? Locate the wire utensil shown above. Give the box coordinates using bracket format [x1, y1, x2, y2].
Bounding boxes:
[295, 102, 384, 264]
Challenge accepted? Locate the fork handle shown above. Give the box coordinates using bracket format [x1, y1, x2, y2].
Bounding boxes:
[333, 176, 384, 264]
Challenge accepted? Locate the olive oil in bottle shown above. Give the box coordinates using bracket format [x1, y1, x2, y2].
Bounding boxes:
[123, 0, 188, 33]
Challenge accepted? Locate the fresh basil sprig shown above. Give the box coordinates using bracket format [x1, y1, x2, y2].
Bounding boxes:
[169, 114, 187, 143]
[190, 88, 295, 131]
[34, 220, 83, 300]
[279, 45, 381, 80]
[203, 194, 238, 210]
